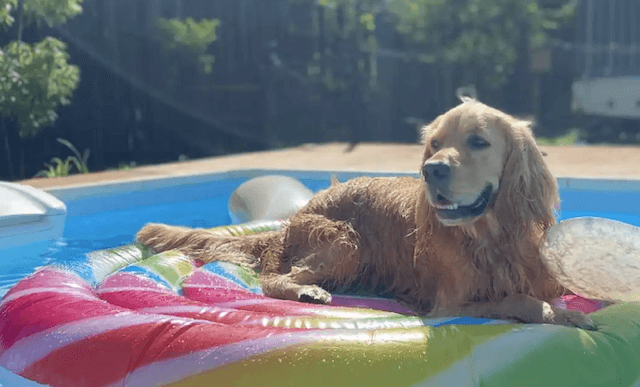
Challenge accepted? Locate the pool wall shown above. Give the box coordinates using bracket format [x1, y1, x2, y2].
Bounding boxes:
[42, 168, 640, 217]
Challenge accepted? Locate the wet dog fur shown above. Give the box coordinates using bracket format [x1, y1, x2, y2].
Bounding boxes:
[136, 100, 594, 329]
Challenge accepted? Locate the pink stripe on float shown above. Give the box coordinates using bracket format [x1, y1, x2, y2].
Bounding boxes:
[214, 299, 274, 308]
[0, 312, 208, 373]
[137, 305, 231, 315]
[214, 299, 386, 319]
[95, 286, 174, 295]
[3, 268, 91, 295]
[181, 283, 257, 293]
[0, 287, 97, 308]
[136, 304, 296, 326]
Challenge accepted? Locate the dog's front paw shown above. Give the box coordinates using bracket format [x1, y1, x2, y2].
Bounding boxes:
[546, 304, 597, 330]
[297, 285, 332, 304]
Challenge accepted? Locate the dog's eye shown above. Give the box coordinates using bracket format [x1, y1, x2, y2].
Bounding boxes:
[431, 139, 441, 151]
[467, 135, 490, 150]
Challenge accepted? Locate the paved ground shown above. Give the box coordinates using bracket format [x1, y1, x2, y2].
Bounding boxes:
[18, 142, 640, 189]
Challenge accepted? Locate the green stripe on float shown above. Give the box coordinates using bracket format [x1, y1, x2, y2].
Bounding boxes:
[166, 324, 519, 387]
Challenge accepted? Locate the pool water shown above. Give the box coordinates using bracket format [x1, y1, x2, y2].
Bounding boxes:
[1, 173, 640, 295]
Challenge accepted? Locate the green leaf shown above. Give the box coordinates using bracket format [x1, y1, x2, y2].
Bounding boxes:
[34, 139, 90, 177]
[359, 13, 375, 31]
[381, 0, 574, 89]
[155, 17, 220, 54]
[155, 17, 220, 74]
[0, 38, 80, 137]
[0, 0, 84, 29]
[56, 137, 89, 173]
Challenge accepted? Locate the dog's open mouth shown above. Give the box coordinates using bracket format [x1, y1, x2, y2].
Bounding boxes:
[433, 184, 494, 220]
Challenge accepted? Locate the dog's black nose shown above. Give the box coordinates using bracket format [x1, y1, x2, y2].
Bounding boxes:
[423, 162, 451, 184]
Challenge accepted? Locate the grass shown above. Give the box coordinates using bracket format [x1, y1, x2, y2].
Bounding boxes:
[35, 138, 90, 178]
[536, 128, 580, 146]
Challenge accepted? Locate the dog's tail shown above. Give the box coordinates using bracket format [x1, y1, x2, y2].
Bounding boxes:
[136, 223, 281, 270]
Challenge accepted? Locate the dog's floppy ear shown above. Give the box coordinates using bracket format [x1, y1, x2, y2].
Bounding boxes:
[420, 113, 445, 144]
[493, 118, 558, 231]
[418, 116, 444, 180]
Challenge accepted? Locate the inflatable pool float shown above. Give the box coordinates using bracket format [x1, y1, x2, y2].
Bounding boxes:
[228, 175, 314, 224]
[0, 182, 66, 249]
[2, 176, 640, 386]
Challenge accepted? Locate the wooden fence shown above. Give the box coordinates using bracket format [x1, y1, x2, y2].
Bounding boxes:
[1, 0, 572, 178]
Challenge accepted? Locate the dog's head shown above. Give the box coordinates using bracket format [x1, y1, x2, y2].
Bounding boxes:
[420, 99, 558, 229]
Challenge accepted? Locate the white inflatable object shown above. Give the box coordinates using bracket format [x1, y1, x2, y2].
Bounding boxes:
[228, 175, 314, 224]
[0, 182, 67, 248]
[542, 217, 640, 302]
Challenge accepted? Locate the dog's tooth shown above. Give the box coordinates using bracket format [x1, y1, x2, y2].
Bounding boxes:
[437, 203, 458, 210]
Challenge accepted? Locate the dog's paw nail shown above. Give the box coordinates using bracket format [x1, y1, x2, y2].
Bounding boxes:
[297, 286, 332, 304]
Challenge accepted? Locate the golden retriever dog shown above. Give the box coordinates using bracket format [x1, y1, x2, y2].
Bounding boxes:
[137, 99, 594, 329]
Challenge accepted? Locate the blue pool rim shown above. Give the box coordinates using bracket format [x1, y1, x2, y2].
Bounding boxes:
[42, 168, 640, 203]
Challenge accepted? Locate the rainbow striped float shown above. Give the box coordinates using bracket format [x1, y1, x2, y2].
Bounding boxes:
[1, 220, 640, 386]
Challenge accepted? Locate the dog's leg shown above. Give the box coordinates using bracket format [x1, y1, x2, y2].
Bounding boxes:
[431, 294, 596, 330]
[259, 213, 362, 304]
[260, 270, 332, 304]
